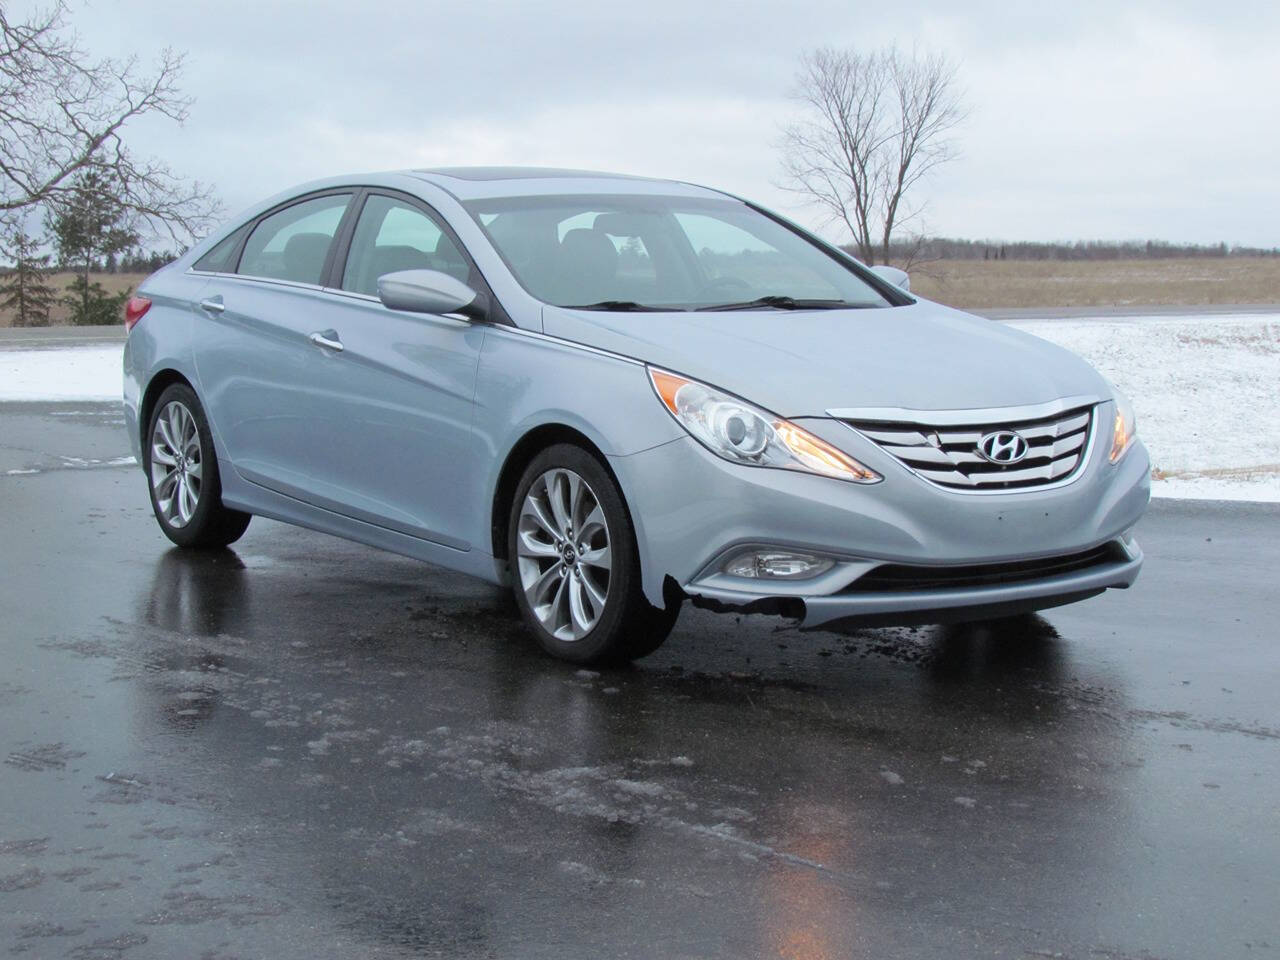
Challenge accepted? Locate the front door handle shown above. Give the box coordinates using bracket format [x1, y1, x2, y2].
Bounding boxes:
[308, 330, 343, 352]
[199, 296, 225, 314]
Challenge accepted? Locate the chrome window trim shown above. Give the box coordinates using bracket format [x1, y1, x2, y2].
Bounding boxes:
[185, 268, 324, 292]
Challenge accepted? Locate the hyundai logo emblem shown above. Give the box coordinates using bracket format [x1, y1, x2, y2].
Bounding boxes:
[977, 430, 1029, 464]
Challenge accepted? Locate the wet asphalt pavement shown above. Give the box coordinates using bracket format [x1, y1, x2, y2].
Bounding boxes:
[1, 400, 1277, 960]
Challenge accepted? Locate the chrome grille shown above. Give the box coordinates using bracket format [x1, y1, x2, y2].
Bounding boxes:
[843, 404, 1096, 491]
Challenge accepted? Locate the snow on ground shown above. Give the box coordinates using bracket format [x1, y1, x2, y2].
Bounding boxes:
[1010, 314, 1280, 502]
[0, 345, 122, 402]
[1, 317, 1277, 500]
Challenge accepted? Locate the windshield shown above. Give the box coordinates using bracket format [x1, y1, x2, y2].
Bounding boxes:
[463, 194, 897, 311]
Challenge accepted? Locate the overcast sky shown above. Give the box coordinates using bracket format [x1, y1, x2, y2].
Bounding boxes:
[68, 0, 1280, 247]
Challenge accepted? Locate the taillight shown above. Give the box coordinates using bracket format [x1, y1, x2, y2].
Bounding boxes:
[124, 296, 152, 332]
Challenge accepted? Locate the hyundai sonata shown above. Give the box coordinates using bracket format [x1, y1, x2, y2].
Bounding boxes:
[122, 167, 1149, 663]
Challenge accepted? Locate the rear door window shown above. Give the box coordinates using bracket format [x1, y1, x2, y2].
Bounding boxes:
[341, 194, 470, 297]
[238, 194, 351, 285]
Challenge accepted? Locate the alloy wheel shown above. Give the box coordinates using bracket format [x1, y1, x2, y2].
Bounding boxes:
[516, 468, 612, 641]
[149, 400, 202, 528]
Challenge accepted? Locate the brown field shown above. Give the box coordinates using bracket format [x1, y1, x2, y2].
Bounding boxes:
[0, 272, 148, 327]
[2, 258, 1279, 325]
[905, 256, 1280, 310]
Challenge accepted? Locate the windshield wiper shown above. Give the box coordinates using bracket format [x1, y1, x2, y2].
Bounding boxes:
[696, 296, 864, 312]
[563, 300, 670, 312]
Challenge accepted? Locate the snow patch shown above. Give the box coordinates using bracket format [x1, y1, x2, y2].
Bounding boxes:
[610, 778, 667, 797]
[1009, 314, 1280, 502]
[0, 345, 122, 402]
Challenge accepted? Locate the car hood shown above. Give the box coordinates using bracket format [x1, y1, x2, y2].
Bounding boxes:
[542, 300, 1111, 417]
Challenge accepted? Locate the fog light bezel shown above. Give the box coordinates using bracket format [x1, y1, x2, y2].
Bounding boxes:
[721, 547, 836, 581]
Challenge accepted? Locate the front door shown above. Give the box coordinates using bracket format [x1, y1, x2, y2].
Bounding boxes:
[280, 192, 486, 549]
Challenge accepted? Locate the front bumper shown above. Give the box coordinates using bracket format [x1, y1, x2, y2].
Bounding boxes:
[608, 416, 1150, 627]
[691, 536, 1142, 627]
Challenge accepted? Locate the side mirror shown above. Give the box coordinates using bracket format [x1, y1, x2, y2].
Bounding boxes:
[869, 264, 910, 292]
[377, 269, 486, 320]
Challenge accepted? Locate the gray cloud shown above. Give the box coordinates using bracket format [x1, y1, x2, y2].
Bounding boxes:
[68, 0, 1280, 245]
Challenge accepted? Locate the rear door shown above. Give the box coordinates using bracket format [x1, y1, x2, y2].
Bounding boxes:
[192, 191, 357, 508]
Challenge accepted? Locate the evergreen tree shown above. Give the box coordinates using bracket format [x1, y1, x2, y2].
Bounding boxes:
[48, 170, 138, 325]
[0, 227, 57, 326]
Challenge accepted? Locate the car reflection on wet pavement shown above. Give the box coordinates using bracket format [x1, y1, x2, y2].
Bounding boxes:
[1, 402, 1278, 959]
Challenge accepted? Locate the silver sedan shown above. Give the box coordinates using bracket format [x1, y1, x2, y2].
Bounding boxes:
[122, 167, 1150, 663]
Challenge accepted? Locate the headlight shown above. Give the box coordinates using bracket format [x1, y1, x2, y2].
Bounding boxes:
[1109, 388, 1137, 463]
[648, 368, 880, 483]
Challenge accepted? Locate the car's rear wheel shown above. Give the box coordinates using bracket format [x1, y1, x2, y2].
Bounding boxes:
[508, 444, 679, 664]
[145, 384, 251, 548]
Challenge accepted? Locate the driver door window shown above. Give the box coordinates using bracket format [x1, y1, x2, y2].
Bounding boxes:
[342, 195, 469, 297]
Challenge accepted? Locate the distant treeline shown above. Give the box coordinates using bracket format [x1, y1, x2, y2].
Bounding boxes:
[880, 238, 1280, 261]
[0, 250, 183, 275]
[90, 250, 182, 274]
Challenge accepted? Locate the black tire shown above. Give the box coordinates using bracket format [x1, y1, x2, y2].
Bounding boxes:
[507, 443, 679, 664]
[143, 383, 251, 548]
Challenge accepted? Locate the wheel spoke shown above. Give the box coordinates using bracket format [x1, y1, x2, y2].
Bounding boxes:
[151, 444, 176, 467]
[156, 415, 177, 455]
[185, 458, 202, 480]
[181, 410, 198, 450]
[580, 504, 607, 539]
[547, 573, 570, 636]
[545, 471, 572, 537]
[527, 562, 563, 607]
[568, 576, 593, 637]
[566, 472, 585, 529]
[516, 529, 559, 559]
[167, 405, 184, 452]
[579, 571, 608, 614]
[521, 495, 560, 542]
[155, 469, 179, 499]
[579, 546, 611, 572]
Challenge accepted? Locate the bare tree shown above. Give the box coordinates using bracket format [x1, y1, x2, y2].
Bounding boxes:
[0, 2, 219, 243]
[779, 46, 964, 267]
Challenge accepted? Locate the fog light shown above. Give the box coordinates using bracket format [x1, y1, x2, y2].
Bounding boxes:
[723, 549, 834, 580]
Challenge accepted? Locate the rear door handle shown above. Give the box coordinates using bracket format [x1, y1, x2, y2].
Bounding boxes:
[308, 330, 343, 352]
[199, 296, 225, 314]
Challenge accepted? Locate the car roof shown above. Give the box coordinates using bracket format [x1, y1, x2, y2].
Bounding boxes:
[407, 166, 732, 202]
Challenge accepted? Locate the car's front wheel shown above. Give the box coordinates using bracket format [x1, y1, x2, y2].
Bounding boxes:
[145, 383, 251, 548]
[508, 444, 679, 664]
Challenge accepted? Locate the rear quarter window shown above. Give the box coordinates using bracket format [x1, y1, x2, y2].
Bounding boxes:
[192, 224, 249, 273]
